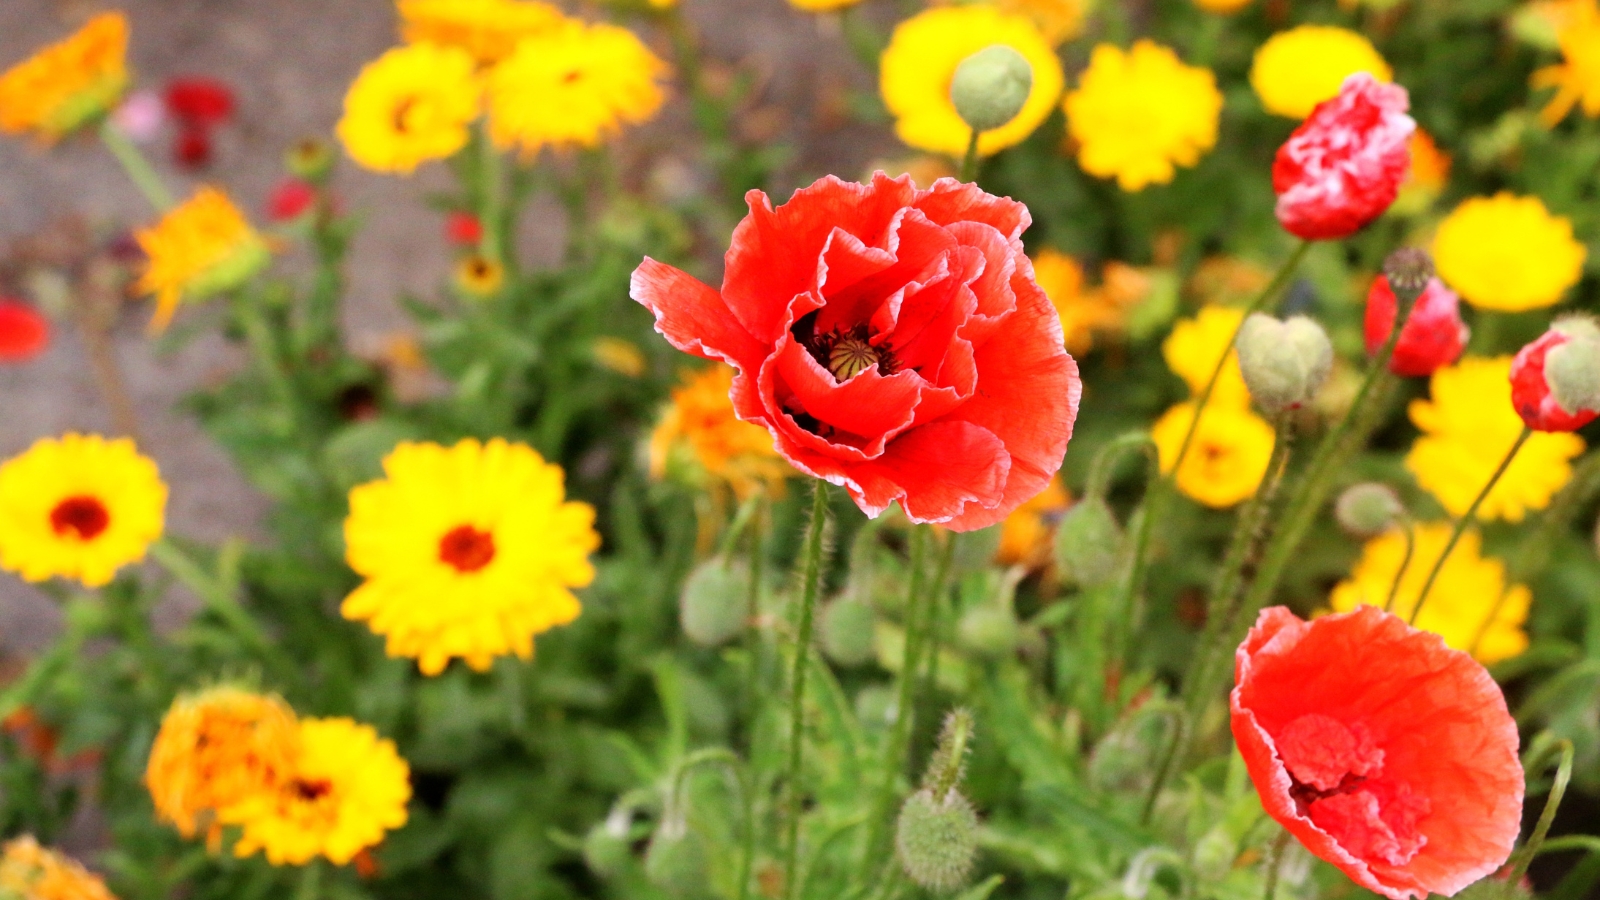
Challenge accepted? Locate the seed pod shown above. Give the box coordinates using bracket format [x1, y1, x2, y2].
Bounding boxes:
[950, 45, 1034, 134]
[679, 557, 749, 648]
[895, 788, 979, 892]
[1234, 313, 1334, 415]
[1334, 483, 1405, 539]
[1053, 497, 1122, 589]
[820, 596, 878, 666]
[1545, 318, 1600, 416]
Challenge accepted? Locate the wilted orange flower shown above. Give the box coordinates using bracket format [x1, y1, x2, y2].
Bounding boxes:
[0, 13, 129, 142]
[145, 685, 299, 843]
[134, 187, 271, 333]
[995, 475, 1070, 567]
[650, 365, 790, 500]
[0, 836, 116, 900]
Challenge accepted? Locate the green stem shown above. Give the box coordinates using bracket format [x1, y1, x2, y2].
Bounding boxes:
[959, 129, 980, 184]
[1410, 427, 1532, 627]
[1506, 740, 1574, 897]
[1085, 431, 1160, 501]
[1536, 835, 1600, 858]
[99, 119, 175, 212]
[236, 292, 298, 411]
[1383, 520, 1416, 614]
[295, 859, 322, 900]
[1262, 831, 1291, 900]
[673, 748, 755, 900]
[920, 536, 957, 720]
[148, 539, 271, 655]
[479, 125, 505, 267]
[782, 483, 832, 900]
[1110, 441, 1163, 675]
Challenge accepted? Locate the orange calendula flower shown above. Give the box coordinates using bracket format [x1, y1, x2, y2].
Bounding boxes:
[0, 13, 129, 143]
[0, 836, 117, 900]
[649, 364, 791, 500]
[1393, 128, 1451, 214]
[145, 685, 300, 844]
[134, 187, 271, 333]
[1032, 250, 1149, 354]
[995, 475, 1070, 567]
[397, 0, 568, 64]
[1532, 0, 1600, 125]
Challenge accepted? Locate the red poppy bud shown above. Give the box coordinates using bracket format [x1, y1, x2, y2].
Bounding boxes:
[1232, 606, 1522, 900]
[1273, 74, 1415, 241]
[0, 301, 50, 363]
[631, 172, 1081, 531]
[1511, 320, 1600, 432]
[446, 212, 484, 246]
[173, 127, 213, 170]
[267, 178, 317, 223]
[164, 77, 235, 126]
[1365, 276, 1469, 377]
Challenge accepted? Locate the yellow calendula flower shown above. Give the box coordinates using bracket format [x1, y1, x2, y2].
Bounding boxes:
[1162, 305, 1252, 409]
[1250, 25, 1392, 119]
[1432, 193, 1586, 311]
[1407, 356, 1586, 522]
[0, 836, 117, 900]
[997, 0, 1090, 46]
[337, 42, 480, 175]
[1330, 523, 1530, 664]
[1064, 41, 1221, 191]
[453, 254, 505, 298]
[880, 5, 1065, 157]
[0, 12, 129, 143]
[1532, 0, 1600, 125]
[790, 0, 864, 9]
[1392, 127, 1452, 215]
[229, 717, 411, 866]
[1151, 401, 1278, 508]
[145, 685, 299, 843]
[1194, 0, 1253, 13]
[650, 365, 790, 500]
[1032, 250, 1149, 354]
[995, 475, 1070, 567]
[343, 438, 599, 675]
[0, 434, 166, 588]
[134, 186, 271, 333]
[487, 20, 668, 158]
[396, 0, 567, 64]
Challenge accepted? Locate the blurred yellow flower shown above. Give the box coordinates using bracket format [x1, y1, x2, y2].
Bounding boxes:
[1532, 0, 1600, 125]
[337, 42, 480, 175]
[650, 365, 790, 500]
[1250, 25, 1392, 118]
[1194, 0, 1253, 12]
[453, 253, 505, 298]
[592, 336, 647, 377]
[790, 0, 864, 9]
[880, 5, 1065, 157]
[0, 836, 116, 900]
[1032, 250, 1149, 354]
[1407, 356, 1586, 522]
[998, 0, 1089, 45]
[0, 434, 166, 589]
[229, 717, 411, 866]
[1330, 523, 1529, 664]
[397, 0, 567, 64]
[1432, 193, 1586, 311]
[1064, 41, 1221, 191]
[1152, 401, 1278, 508]
[995, 475, 1070, 567]
[0, 12, 129, 143]
[1393, 127, 1451, 214]
[134, 187, 271, 333]
[343, 438, 598, 675]
[487, 20, 668, 157]
[146, 685, 299, 844]
[1163, 305, 1252, 409]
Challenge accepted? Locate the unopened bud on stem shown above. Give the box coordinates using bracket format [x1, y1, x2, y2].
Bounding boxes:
[950, 45, 1033, 134]
[1382, 248, 1435, 302]
[1054, 497, 1122, 589]
[1547, 317, 1600, 416]
[1235, 313, 1334, 415]
[1335, 483, 1406, 538]
[895, 788, 979, 892]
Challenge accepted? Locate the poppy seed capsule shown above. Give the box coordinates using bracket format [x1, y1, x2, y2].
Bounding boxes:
[1053, 497, 1122, 589]
[1234, 313, 1333, 415]
[1335, 483, 1406, 538]
[950, 45, 1034, 134]
[895, 788, 979, 892]
[1382, 247, 1436, 299]
[820, 596, 878, 666]
[679, 558, 748, 647]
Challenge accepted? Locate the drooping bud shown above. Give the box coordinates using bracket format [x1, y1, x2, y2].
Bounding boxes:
[643, 817, 708, 897]
[679, 557, 749, 647]
[1511, 317, 1600, 432]
[1053, 497, 1122, 589]
[1364, 275, 1469, 377]
[820, 596, 877, 666]
[1382, 247, 1436, 302]
[895, 789, 979, 892]
[1234, 313, 1334, 415]
[949, 45, 1033, 134]
[583, 808, 634, 880]
[1334, 483, 1406, 539]
[956, 605, 1019, 659]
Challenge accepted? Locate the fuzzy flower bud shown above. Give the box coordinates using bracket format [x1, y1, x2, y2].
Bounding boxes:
[957, 605, 1019, 659]
[950, 45, 1034, 134]
[1383, 247, 1436, 300]
[895, 789, 979, 892]
[679, 557, 748, 647]
[1234, 313, 1334, 415]
[1273, 74, 1415, 240]
[1511, 317, 1600, 432]
[644, 819, 707, 897]
[1364, 275, 1469, 377]
[820, 596, 877, 666]
[1053, 497, 1122, 589]
[1335, 483, 1406, 538]
[583, 809, 634, 880]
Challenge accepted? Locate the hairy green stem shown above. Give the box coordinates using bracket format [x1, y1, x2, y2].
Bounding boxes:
[1383, 520, 1416, 614]
[1262, 831, 1291, 900]
[960, 129, 980, 183]
[100, 119, 175, 212]
[782, 484, 831, 900]
[1506, 740, 1574, 897]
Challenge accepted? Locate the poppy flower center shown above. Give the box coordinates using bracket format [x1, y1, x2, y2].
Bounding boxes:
[798, 319, 899, 382]
[1275, 714, 1430, 867]
[50, 495, 110, 541]
[439, 525, 496, 572]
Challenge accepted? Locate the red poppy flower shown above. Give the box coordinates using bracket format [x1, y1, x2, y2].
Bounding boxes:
[1364, 275, 1469, 377]
[0, 300, 50, 363]
[630, 172, 1081, 530]
[173, 127, 213, 170]
[164, 77, 235, 126]
[1273, 74, 1415, 241]
[1511, 323, 1600, 432]
[445, 212, 484, 246]
[268, 178, 317, 223]
[1232, 606, 1523, 900]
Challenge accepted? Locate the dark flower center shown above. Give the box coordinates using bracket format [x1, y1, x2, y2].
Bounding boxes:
[439, 525, 496, 572]
[796, 317, 899, 381]
[292, 778, 334, 801]
[50, 496, 110, 541]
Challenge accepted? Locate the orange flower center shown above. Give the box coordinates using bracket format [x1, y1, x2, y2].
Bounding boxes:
[50, 495, 110, 541]
[1276, 714, 1430, 867]
[439, 524, 496, 572]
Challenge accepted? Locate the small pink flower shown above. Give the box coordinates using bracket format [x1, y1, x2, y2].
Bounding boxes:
[1273, 74, 1415, 241]
[1364, 275, 1469, 377]
[111, 90, 166, 145]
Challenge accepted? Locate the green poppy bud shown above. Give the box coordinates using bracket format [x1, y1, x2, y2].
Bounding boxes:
[1053, 497, 1122, 589]
[679, 557, 748, 647]
[950, 45, 1033, 134]
[1334, 483, 1406, 538]
[1235, 313, 1334, 415]
[895, 788, 979, 892]
[820, 596, 878, 666]
[1546, 318, 1600, 416]
[583, 812, 633, 880]
[644, 821, 708, 897]
[956, 605, 1019, 659]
